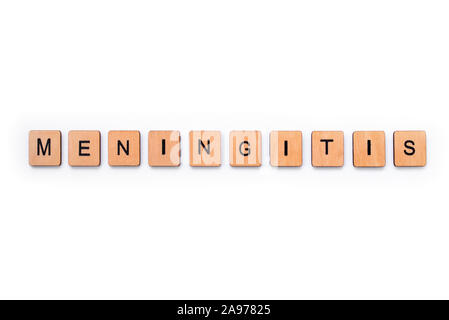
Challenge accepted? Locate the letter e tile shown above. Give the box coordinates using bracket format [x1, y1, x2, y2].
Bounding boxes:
[68, 130, 101, 167]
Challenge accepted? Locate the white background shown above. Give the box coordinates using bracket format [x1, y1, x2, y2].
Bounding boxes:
[0, 1, 448, 299]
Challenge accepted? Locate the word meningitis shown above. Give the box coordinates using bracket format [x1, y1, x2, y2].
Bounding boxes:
[28, 130, 427, 168]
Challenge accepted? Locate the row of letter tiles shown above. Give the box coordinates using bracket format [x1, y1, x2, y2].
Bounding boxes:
[29, 130, 426, 167]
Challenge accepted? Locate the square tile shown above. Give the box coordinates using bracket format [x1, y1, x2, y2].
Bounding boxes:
[353, 131, 385, 167]
[312, 131, 344, 167]
[394, 131, 426, 167]
[270, 131, 302, 167]
[229, 131, 262, 167]
[148, 131, 180, 166]
[108, 130, 141, 166]
[29, 130, 61, 166]
[68, 130, 101, 167]
[189, 131, 221, 167]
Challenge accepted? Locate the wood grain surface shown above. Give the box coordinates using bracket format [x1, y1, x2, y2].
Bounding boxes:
[29, 130, 61, 166]
[148, 131, 180, 166]
[270, 131, 302, 167]
[189, 131, 221, 167]
[68, 130, 101, 167]
[229, 131, 261, 167]
[108, 130, 141, 166]
[393, 131, 426, 167]
[311, 131, 344, 167]
[353, 131, 385, 167]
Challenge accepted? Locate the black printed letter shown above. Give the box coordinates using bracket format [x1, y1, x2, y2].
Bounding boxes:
[37, 138, 51, 156]
[79, 140, 90, 156]
[404, 140, 415, 156]
[239, 141, 250, 156]
[198, 140, 211, 154]
[118, 140, 129, 156]
[161, 139, 166, 155]
[320, 139, 334, 155]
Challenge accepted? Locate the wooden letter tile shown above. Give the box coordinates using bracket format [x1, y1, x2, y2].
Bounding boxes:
[148, 131, 180, 166]
[270, 131, 302, 167]
[394, 131, 426, 167]
[189, 131, 221, 167]
[108, 131, 140, 166]
[68, 130, 101, 167]
[229, 131, 262, 167]
[312, 131, 344, 167]
[29, 130, 61, 166]
[353, 131, 385, 167]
